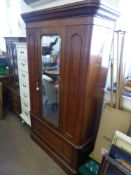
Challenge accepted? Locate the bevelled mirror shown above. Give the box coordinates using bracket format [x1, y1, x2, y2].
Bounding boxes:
[41, 35, 61, 126]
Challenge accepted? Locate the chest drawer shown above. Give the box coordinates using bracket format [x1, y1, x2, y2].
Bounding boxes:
[32, 117, 72, 164]
[17, 47, 27, 59]
[4, 85, 21, 115]
[20, 88, 30, 103]
[8, 93, 21, 111]
[8, 91, 19, 103]
[19, 79, 29, 91]
[20, 111, 31, 126]
[22, 106, 30, 116]
[18, 59, 28, 72]
[19, 71, 29, 83]
[21, 99, 30, 111]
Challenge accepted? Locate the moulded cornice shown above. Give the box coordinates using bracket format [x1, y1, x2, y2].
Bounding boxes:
[21, 0, 120, 23]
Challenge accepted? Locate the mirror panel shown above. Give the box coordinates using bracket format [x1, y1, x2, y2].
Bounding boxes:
[41, 35, 61, 126]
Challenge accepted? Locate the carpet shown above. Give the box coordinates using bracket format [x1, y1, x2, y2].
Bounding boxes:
[0, 110, 67, 175]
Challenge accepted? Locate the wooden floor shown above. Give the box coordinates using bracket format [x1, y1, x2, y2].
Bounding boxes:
[0, 110, 67, 175]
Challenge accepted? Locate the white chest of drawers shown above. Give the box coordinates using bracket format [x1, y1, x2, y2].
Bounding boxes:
[16, 43, 31, 126]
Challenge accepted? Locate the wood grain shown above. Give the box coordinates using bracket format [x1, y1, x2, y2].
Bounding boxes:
[22, 2, 119, 174]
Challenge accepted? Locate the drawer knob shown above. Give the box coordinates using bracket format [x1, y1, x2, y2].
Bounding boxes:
[24, 103, 28, 107]
[23, 94, 27, 98]
[25, 112, 28, 116]
[23, 84, 27, 88]
[22, 73, 25, 77]
[21, 63, 25, 66]
[20, 51, 24, 54]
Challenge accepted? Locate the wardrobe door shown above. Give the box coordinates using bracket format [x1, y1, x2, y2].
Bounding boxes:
[39, 27, 65, 129]
[61, 25, 92, 143]
[27, 29, 41, 117]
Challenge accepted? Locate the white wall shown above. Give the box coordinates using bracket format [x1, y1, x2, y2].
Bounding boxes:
[0, 1, 8, 51]
[0, 0, 26, 51]
[102, 0, 120, 8]
[20, 0, 84, 13]
[0, 0, 121, 51]
[20, 0, 121, 14]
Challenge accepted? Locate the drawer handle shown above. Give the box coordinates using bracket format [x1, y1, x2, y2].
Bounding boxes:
[23, 83, 27, 88]
[22, 73, 26, 78]
[23, 94, 27, 98]
[24, 103, 28, 107]
[25, 111, 28, 116]
[21, 63, 25, 66]
[20, 51, 24, 54]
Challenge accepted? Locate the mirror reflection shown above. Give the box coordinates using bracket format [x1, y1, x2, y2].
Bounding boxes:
[41, 35, 61, 126]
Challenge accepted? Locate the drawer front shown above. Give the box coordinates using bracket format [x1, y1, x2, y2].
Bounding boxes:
[20, 111, 31, 126]
[17, 47, 27, 59]
[8, 91, 19, 103]
[8, 97, 20, 110]
[7, 91, 21, 115]
[19, 78, 29, 91]
[20, 89, 30, 103]
[19, 71, 29, 83]
[21, 105, 30, 115]
[21, 99, 30, 111]
[32, 118, 72, 164]
[18, 59, 28, 72]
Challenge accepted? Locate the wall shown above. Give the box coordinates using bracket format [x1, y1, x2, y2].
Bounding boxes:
[20, 0, 121, 13]
[0, 1, 9, 51]
[0, 0, 26, 51]
[20, 0, 85, 13]
[102, 0, 120, 8]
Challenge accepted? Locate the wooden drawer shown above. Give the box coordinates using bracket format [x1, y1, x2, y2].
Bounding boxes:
[4, 85, 21, 115]
[8, 91, 20, 107]
[8, 91, 19, 101]
[17, 47, 27, 59]
[32, 117, 72, 164]
[11, 106, 21, 115]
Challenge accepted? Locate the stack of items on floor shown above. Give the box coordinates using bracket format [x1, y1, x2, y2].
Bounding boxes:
[98, 131, 131, 175]
[78, 157, 100, 175]
[0, 56, 8, 76]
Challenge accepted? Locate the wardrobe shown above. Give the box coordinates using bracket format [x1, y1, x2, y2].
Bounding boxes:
[22, 1, 119, 174]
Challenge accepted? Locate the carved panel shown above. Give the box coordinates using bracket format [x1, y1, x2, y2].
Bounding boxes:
[62, 26, 86, 140]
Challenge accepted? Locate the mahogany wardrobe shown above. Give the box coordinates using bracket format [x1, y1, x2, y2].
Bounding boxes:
[22, 1, 119, 174]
